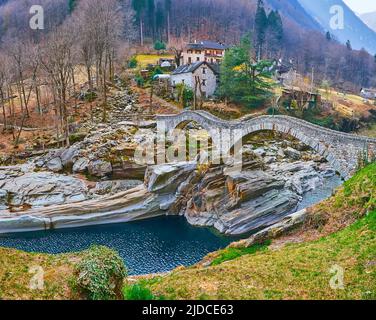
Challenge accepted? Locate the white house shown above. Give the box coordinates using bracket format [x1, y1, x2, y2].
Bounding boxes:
[170, 61, 219, 98]
[360, 88, 376, 100]
[181, 40, 229, 66]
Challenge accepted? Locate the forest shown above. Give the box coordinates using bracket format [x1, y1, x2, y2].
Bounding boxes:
[0, 0, 375, 150]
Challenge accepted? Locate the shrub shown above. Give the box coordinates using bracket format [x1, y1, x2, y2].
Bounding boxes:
[123, 283, 155, 300]
[135, 75, 145, 87]
[128, 56, 138, 69]
[84, 91, 97, 102]
[176, 83, 194, 107]
[75, 246, 127, 300]
[69, 132, 87, 144]
[152, 66, 163, 79]
[154, 40, 166, 51]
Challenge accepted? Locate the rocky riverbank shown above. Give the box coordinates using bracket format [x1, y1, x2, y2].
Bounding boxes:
[0, 118, 341, 235]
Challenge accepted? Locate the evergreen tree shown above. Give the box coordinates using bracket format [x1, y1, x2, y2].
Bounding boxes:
[255, 0, 268, 58]
[155, 2, 165, 40]
[68, 0, 77, 14]
[147, 0, 156, 40]
[164, 0, 172, 43]
[219, 34, 274, 108]
[132, 0, 147, 45]
[346, 40, 352, 50]
[267, 10, 283, 56]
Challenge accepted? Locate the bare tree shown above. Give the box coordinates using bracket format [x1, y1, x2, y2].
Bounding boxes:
[39, 26, 75, 146]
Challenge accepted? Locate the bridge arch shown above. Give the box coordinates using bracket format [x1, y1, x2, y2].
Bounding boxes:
[156, 111, 376, 180]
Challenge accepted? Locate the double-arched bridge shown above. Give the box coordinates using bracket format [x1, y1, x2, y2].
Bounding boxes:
[156, 110, 376, 180]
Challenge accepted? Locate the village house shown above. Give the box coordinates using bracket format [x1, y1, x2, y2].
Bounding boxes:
[360, 88, 376, 100]
[170, 61, 219, 98]
[181, 40, 229, 65]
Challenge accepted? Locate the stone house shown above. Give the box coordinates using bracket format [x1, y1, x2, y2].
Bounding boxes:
[170, 61, 219, 98]
[181, 40, 228, 65]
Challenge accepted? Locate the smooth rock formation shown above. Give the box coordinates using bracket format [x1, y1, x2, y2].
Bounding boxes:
[93, 180, 142, 196]
[0, 185, 162, 233]
[0, 172, 89, 208]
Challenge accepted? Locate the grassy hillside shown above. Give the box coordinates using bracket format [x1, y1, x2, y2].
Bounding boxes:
[0, 163, 375, 300]
[130, 163, 376, 300]
[0, 249, 77, 300]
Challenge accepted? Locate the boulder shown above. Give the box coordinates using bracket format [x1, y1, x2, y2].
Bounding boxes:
[46, 157, 63, 173]
[73, 157, 90, 173]
[112, 162, 146, 180]
[145, 162, 197, 194]
[61, 146, 80, 168]
[88, 160, 112, 178]
[0, 189, 8, 210]
[284, 147, 301, 160]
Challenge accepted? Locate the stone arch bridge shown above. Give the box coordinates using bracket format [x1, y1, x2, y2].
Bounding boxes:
[156, 110, 376, 180]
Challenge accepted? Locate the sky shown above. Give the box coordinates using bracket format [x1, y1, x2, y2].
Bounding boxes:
[343, 0, 376, 14]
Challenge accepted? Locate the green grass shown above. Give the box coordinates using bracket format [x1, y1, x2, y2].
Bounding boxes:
[135, 54, 174, 68]
[210, 241, 271, 266]
[0, 248, 77, 300]
[143, 211, 376, 300]
[136, 163, 376, 300]
[1, 163, 375, 300]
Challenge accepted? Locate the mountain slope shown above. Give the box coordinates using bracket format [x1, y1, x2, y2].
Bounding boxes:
[298, 0, 376, 54]
[360, 11, 376, 32]
[266, 0, 322, 31]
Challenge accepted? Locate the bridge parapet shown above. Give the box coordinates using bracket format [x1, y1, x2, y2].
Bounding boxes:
[156, 111, 376, 179]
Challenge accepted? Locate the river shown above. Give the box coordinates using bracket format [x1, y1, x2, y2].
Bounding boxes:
[0, 175, 342, 275]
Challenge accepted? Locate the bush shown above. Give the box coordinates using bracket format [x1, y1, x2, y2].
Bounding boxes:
[75, 246, 127, 300]
[154, 40, 166, 51]
[123, 283, 155, 300]
[84, 91, 97, 102]
[135, 75, 145, 87]
[175, 83, 194, 107]
[152, 66, 163, 79]
[128, 56, 138, 69]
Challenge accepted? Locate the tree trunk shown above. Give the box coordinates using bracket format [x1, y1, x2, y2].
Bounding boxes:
[140, 18, 144, 46]
[167, 12, 171, 44]
[1, 89, 6, 132]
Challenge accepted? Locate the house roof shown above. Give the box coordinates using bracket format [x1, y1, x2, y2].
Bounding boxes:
[172, 61, 219, 76]
[187, 40, 229, 51]
[361, 88, 376, 93]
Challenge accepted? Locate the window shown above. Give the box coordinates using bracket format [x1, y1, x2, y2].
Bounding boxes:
[196, 50, 201, 54]
[196, 57, 200, 62]
[188, 57, 192, 64]
[202, 67, 206, 74]
[202, 79, 206, 86]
